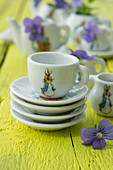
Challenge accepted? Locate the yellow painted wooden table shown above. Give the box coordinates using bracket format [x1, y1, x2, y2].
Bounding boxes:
[0, 0, 113, 169]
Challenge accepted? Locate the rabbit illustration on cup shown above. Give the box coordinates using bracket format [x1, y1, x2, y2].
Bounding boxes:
[99, 85, 113, 114]
[41, 68, 56, 97]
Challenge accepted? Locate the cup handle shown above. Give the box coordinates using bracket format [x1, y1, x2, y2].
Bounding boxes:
[106, 28, 113, 41]
[73, 65, 89, 89]
[92, 58, 106, 74]
[98, 17, 111, 27]
[89, 74, 96, 90]
[58, 24, 70, 46]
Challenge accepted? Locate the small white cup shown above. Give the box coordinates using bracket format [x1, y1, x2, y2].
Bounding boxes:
[76, 25, 113, 51]
[27, 52, 89, 98]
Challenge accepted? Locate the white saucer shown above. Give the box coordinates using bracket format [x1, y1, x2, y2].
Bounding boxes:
[10, 76, 88, 106]
[10, 108, 85, 131]
[77, 43, 113, 59]
[10, 91, 86, 115]
[10, 99, 86, 123]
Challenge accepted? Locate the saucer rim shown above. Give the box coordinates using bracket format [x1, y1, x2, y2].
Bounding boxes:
[10, 99, 86, 122]
[10, 76, 88, 106]
[10, 108, 85, 130]
[10, 91, 86, 115]
[77, 43, 113, 59]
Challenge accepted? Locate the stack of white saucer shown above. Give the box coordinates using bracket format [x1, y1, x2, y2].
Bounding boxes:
[10, 76, 88, 131]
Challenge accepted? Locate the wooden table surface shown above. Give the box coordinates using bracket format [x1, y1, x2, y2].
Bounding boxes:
[0, 0, 113, 169]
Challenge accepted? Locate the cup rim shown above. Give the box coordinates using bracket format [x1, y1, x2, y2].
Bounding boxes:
[27, 52, 79, 67]
[96, 72, 113, 84]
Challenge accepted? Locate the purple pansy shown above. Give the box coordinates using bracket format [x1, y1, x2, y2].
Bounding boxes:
[71, 0, 83, 7]
[80, 119, 113, 149]
[55, 0, 68, 9]
[70, 49, 97, 60]
[33, 0, 41, 7]
[82, 20, 99, 43]
[23, 16, 43, 41]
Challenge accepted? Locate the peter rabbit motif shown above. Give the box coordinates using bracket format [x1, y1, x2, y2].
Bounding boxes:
[73, 21, 85, 44]
[99, 85, 113, 114]
[41, 68, 56, 97]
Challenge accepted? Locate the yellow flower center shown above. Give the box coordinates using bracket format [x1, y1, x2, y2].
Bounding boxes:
[32, 29, 37, 33]
[97, 132, 103, 138]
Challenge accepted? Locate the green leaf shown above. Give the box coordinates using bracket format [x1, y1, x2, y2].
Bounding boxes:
[77, 3, 92, 15]
[88, 0, 95, 3]
[94, 124, 97, 129]
[48, 3, 55, 8]
[77, 55, 81, 60]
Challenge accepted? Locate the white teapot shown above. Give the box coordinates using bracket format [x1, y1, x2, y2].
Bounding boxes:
[7, 17, 69, 55]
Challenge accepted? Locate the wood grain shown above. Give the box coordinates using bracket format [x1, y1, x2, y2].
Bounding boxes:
[0, 45, 79, 170]
[0, 0, 28, 67]
[0, 0, 113, 170]
[0, 1, 79, 169]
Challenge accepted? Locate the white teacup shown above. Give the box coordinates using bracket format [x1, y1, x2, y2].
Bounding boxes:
[27, 52, 89, 98]
[66, 13, 111, 45]
[76, 25, 113, 51]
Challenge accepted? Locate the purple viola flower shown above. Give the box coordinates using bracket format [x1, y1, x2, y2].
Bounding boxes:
[23, 16, 43, 41]
[55, 0, 68, 9]
[70, 49, 97, 60]
[71, 0, 83, 7]
[82, 20, 99, 43]
[80, 119, 113, 149]
[33, 0, 41, 7]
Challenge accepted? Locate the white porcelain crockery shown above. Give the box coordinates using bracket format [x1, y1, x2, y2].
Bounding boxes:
[80, 57, 106, 75]
[0, 29, 13, 43]
[76, 25, 113, 51]
[10, 99, 86, 123]
[54, 46, 106, 75]
[27, 52, 89, 98]
[55, 44, 113, 59]
[7, 17, 69, 55]
[29, 3, 70, 24]
[10, 91, 86, 115]
[80, 58, 106, 89]
[10, 76, 89, 105]
[66, 13, 111, 45]
[10, 108, 85, 131]
[86, 43, 113, 59]
[88, 72, 113, 117]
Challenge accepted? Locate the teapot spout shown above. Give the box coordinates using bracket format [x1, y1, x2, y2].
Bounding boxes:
[7, 17, 21, 49]
[0, 29, 13, 43]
